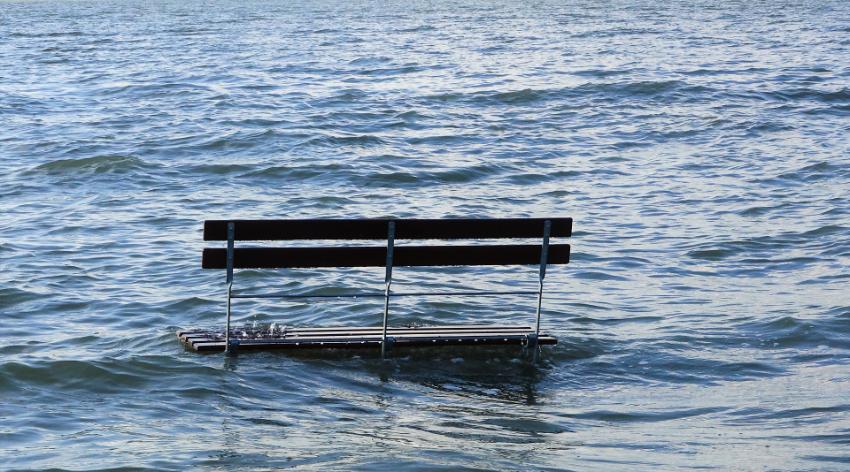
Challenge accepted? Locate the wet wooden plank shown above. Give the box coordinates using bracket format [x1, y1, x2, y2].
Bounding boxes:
[202, 244, 570, 269]
[187, 335, 558, 352]
[204, 218, 572, 241]
[179, 325, 535, 336]
[178, 325, 540, 342]
[179, 326, 557, 352]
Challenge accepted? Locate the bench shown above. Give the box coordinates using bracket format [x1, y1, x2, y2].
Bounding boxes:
[177, 217, 572, 356]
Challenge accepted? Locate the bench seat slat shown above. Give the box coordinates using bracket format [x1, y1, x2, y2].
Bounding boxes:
[184, 334, 558, 352]
[204, 218, 571, 241]
[178, 326, 539, 342]
[202, 244, 570, 269]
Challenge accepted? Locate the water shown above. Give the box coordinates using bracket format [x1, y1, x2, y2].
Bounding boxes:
[2, 0, 850, 469]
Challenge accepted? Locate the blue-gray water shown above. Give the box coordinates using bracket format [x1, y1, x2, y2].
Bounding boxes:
[2, 0, 850, 470]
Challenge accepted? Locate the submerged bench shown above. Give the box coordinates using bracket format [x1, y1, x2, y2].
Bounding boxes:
[177, 218, 572, 356]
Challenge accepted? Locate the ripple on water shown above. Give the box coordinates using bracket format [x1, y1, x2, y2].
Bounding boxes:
[28, 155, 153, 175]
[2, 0, 850, 470]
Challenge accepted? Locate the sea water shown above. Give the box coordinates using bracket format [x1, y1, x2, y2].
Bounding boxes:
[1, 0, 849, 469]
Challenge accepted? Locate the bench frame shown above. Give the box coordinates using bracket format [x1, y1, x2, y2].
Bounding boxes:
[187, 218, 571, 357]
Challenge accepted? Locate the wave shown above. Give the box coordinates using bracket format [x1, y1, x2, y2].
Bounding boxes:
[29, 155, 153, 175]
[397, 25, 437, 33]
[0, 287, 43, 309]
[686, 224, 847, 262]
[421, 80, 711, 106]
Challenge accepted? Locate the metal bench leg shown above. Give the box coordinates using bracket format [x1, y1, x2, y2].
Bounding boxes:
[529, 220, 551, 358]
[381, 221, 395, 359]
[224, 222, 238, 355]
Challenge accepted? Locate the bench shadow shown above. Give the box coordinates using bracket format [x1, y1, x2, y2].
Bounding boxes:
[223, 345, 551, 405]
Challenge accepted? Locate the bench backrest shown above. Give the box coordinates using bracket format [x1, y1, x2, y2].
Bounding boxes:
[202, 218, 571, 269]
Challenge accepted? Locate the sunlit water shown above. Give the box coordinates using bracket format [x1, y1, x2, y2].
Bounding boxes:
[2, 0, 850, 470]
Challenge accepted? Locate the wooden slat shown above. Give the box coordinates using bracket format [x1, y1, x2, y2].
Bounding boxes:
[185, 334, 558, 352]
[178, 325, 535, 337]
[204, 218, 572, 241]
[186, 331, 544, 342]
[202, 244, 569, 269]
[179, 327, 540, 343]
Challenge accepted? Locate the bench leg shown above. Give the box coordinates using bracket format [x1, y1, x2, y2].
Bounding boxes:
[225, 282, 238, 355]
[381, 222, 395, 359]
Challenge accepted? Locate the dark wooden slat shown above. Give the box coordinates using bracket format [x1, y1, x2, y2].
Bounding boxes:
[202, 244, 570, 269]
[179, 325, 535, 337]
[179, 327, 540, 342]
[186, 334, 558, 352]
[204, 218, 572, 241]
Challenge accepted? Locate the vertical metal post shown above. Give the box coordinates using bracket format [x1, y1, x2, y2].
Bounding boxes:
[535, 220, 551, 337]
[225, 222, 235, 355]
[381, 221, 395, 359]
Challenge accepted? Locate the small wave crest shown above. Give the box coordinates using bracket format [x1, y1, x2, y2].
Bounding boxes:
[422, 80, 708, 106]
[28, 155, 153, 175]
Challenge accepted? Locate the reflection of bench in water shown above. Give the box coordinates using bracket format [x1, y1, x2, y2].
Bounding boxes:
[177, 218, 572, 357]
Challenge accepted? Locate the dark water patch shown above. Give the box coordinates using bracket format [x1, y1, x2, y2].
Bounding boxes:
[573, 271, 630, 281]
[737, 202, 793, 217]
[186, 163, 255, 175]
[546, 337, 607, 361]
[632, 356, 785, 384]
[405, 133, 484, 146]
[686, 225, 847, 262]
[160, 26, 217, 36]
[568, 315, 663, 327]
[241, 162, 354, 180]
[308, 134, 387, 147]
[738, 315, 850, 351]
[482, 417, 570, 434]
[96, 81, 219, 98]
[193, 129, 283, 151]
[354, 64, 435, 77]
[566, 406, 725, 424]
[571, 27, 663, 39]
[361, 164, 505, 187]
[219, 117, 294, 128]
[425, 80, 713, 107]
[489, 88, 550, 105]
[397, 25, 436, 33]
[158, 296, 216, 313]
[9, 30, 85, 38]
[754, 162, 850, 185]
[348, 56, 392, 66]
[266, 64, 336, 75]
[0, 287, 45, 309]
[502, 168, 628, 185]
[804, 454, 850, 464]
[307, 27, 342, 34]
[0, 341, 46, 356]
[683, 66, 770, 76]
[768, 87, 850, 103]
[800, 273, 850, 285]
[572, 68, 630, 78]
[27, 155, 153, 175]
[243, 417, 294, 428]
[729, 404, 850, 424]
[0, 360, 146, 393]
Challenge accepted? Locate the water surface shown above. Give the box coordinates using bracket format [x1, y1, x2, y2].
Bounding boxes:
[2, 0, 850, 470]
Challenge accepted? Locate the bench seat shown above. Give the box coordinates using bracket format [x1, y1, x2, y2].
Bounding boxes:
[178, 324, 557, 352]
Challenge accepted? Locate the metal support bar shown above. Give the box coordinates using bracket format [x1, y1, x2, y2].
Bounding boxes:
[381, 221, 395, 359]
[225, 222, 235, 355]
[534, 220, 551, 338]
